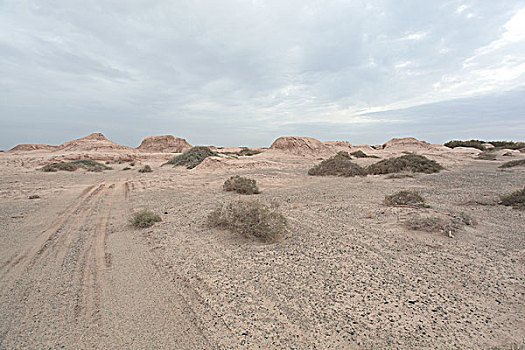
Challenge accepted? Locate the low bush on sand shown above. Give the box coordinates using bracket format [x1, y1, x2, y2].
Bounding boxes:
[350, 150, 379, 158]
[129, 210, 162, 228]
[405, 212, 476, 237]
[499, 159, 525, 168]
[138, 165, 152, 173]
[444, 140, 486, 151]
[122, 167, 131, 171]
[500, 187, 525, 210]
[476, 151, 497, 160]
[487, 141, 525, 150]
[384, 191, 428, 207]
[367, 154, 443, 175]
[386, 172, 415, 179]
[308, 152, 367, 177]
[223, 175, 260, 194]
[223, 148, 262, 157]
[41, 159, 112, 172]
[164, 146, 218, 169]
[208, 200, 287, 242]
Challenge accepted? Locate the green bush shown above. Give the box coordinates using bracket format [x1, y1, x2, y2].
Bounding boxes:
[138, 165, 152, 173]
[122, 167, 131, 171]
[444, 140, 486, 151]
[499, 159, 525, 168]
[500, 187, 525, 210]
[384, 191, 428, 207]
[41, 159, 112, 172]
[487, 141, 525, 150]
[308, 152, 367, 177]
[367, 154, 443, 175]
[223, 175, 260, 194]
[208, 200, 288, 242]
[164, 146, 218, 169]
[129, 210, 162, 228]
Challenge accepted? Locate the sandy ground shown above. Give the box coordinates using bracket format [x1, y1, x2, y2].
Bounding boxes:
[0, 147, 524, 349]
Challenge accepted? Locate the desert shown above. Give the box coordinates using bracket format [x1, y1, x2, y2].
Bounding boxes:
[0, 133, 523, 349]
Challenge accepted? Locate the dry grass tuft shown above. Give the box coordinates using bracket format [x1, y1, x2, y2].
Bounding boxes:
[500, 187, 525, 210]
[138, 165, 152, 173]
[384, 191, 428, 207]
[367, 154, 443, 175]
[308, 152, 367, 177]
[223, 175, 260, 194]
[499, 159, 525, 168]
[129, 210, 162, 228]
[208, 200, 288, 242]
[405, 212, 476, 237]
[41, 159, 112, 172]
[164, 146, 218, 169]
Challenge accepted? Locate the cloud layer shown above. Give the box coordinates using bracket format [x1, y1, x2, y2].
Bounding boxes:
[1, 0, 524, 148]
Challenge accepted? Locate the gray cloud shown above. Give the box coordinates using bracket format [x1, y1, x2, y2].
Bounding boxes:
[1, 0, 524, 149]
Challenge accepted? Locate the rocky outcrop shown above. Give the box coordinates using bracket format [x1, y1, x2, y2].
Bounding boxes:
[137, 135, 192, 153]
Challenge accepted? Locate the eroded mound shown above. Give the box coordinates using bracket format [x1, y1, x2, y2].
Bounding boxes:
[270, 136, 332, 156]
[382, 137, 433, 149]
[58, 133, 134, 152]
[137, 135, 192, 153]
[10, 144, 59, 152]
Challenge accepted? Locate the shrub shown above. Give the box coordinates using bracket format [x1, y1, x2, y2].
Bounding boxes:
[386, 172, 415, 179]
[208, 200, 288, 242]
[499, 159, 525, 168]
[223, 175, 260, 194]
[367, 154, 443, 175]
[444, 140, 486, 151]
[238, 148, 262, 157]
[130, 162, 135, 166]
[129, 210, 162, 228]
[308, 152, 367, 177]
[122, 167, 131, 171]
[384, 191, 428, 207]
[28, 195, 40, 199]
[476, 151, 497, 160]
[164, 146, 219, 169]
[41, 159, 111, 172]
[350, 150, 379, 158]
[500, 187, 525, 210]
[487, 141, 525, 150]
[405, 212, 476, 237]
[138, 165, 152, 173]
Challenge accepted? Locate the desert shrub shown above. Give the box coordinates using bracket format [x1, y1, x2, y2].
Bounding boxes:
[500, 187, 525, 210]
[238, 148, 262, 156]
[367, 154, 443, 175]
[208, 200, 287, 242]
[487, 141, 525, 150]
[405, 212, 476, 237]
[444, 140, 486, 151]
[350, 150, 379, 158]
[28, 195, 40, 199]
[41, 159, 111, 172]
[122, 167, 131, 171]
[129, 210, 162, 228]
[130, 162, 135, 166]
[164, 146, 218, 169]
[499, 159, 525, 168]
[386, 172, 415, 179]
[384, 191, 428, 207]
[223, 175, 260, 194]
[308, 152, 367, 177]
[138, 165, 152, 173]
[476, 151, 497, 160]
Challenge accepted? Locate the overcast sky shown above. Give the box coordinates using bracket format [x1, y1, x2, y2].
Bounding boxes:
[1, 0, 524, 149]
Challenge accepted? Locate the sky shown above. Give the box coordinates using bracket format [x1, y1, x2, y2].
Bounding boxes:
[1, 0, 524, 149]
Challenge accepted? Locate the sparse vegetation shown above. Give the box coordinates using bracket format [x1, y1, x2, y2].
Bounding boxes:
[164, 146, 219, 169]
[222, 148, 262, 157]
[350, 150, 379, 158]
[223, 175, 260, 194]
[444, 140, 486, 151]
[499, 159, 525, 168]
[129, 210, 162, 228]
[386, 172, 415, 179]
[308, 152, 367, 177]
[476, 151, 497, 160]
[500, 187, 525, 210]
[404, 212, 476, 237]
[208, 200, 288, 242]
[41, 159, 112, 172]
[138, 165, 152, 173]
[122, 167, 131, 171]
[28, 195, 40, 199]
[367, 154, 443, 175]
[130, 162, 135, 166]
[384, 191, 428, 207]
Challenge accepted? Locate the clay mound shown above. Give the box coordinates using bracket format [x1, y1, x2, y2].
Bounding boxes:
[10, 144, 59, 152]
[269, 137, 333, 156]
[382, 137, 434, 150]
[324, 141, 353, 152]
[59, 133, 134, 152]
[137, 135, 192, 153]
